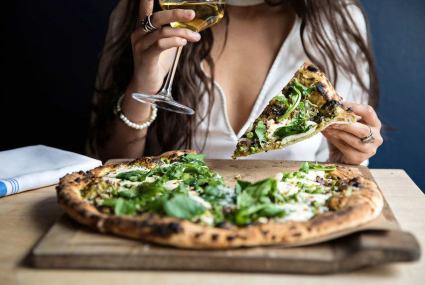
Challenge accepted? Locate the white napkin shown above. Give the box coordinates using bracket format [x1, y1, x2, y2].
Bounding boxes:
[0, 145, 102, 198]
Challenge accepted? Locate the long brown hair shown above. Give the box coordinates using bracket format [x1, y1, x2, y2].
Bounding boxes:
[90, 0, 378, 157]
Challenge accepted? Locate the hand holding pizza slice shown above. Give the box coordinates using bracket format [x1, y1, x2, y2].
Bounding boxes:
[233, 63, 360, 159]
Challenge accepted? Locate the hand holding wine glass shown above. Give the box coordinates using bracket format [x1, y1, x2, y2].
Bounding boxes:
[128, 1, 202, 108]
[132, 0, 226, 115]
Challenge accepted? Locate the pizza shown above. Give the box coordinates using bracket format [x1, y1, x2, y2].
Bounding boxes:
[56, 150, 384, 249]
[233, 63, 358, 158]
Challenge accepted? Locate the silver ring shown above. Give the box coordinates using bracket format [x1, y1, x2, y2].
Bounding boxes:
[137, 15, 157, 33]
[361, 126, 375, 144]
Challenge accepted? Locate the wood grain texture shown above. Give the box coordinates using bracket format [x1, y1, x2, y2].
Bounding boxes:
[30, 160, 421, 273]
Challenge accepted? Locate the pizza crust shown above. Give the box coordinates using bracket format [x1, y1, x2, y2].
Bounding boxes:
[57, 151, 384, 249]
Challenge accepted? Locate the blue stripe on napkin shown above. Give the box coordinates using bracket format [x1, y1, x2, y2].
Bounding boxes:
[0, 181, 7, 197]
[12, 178, 19, 193]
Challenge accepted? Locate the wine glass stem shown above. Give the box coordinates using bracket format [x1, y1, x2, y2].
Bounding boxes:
[161, 46, 183, 97]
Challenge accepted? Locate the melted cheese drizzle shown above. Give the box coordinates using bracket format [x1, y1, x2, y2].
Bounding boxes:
[275, 169, 331, 222]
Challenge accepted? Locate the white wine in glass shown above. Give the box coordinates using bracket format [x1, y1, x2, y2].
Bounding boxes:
[132, 0, 226, 115]
[161, 1, 225, 32]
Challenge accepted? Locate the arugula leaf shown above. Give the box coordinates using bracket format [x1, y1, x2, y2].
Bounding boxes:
[300, 162, 336, 173]
[116, 170, 150, 182]
[102, 198, 137, 216]
[164, 194, 206, 220]
[117, 188, 138, 199]
[182, 153, 206, 162]
[254, 121, 267, 147]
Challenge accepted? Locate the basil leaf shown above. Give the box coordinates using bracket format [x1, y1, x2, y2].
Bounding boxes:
[164, 194, 206, 220]
[254, 121, 267, 147]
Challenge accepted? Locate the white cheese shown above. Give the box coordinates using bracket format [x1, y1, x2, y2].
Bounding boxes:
[278, 203, 315, 222]
[108, 166, 148, 177]
[189, 192, 212, 210]
[163, 180, 181, 191]
[267, 119, 289, 141]
[277, 181, 299, 196]
[304, 170, 326, 182]
[297, 192, 331, 204]
[144, 176, 157, 183]
[200, 212, 215, 226]
[279, 122, 318, 144]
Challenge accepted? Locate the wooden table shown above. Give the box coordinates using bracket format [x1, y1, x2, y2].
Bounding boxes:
[0, 169, 424, 285]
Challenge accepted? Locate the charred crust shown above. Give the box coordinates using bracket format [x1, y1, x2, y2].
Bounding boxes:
[151, 222, 183, 237]
[307, 64, 319, 72]
[349, 177, 362, 188]
[271, 235, 277, 241]
[316, 83, 327, 96]
[194, 232, 204, 239]
[226, 235, 236, 242]
[261, 230, 269, 236]
[211, 234, 219, 241]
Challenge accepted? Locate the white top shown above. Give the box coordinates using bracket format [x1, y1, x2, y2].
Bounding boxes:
[104, 2, 369, 161]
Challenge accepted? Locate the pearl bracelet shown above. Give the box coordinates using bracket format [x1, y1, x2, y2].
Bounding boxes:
[115, 94, 158, 130]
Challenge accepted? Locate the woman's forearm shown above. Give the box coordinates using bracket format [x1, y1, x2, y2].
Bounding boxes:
[97, 86, 152, 160]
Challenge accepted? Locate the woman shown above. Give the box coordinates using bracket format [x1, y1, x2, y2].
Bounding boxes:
[90, 0, 383, 164]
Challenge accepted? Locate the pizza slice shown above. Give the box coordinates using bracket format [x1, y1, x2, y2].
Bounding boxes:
[233, 63, 358, 158]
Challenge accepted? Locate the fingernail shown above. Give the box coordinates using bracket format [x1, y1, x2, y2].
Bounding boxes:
[332, 124, 341, 129]
[192, 32, 201, 40]
[180, 39, 188, 45]
[186, 10, 195, 18]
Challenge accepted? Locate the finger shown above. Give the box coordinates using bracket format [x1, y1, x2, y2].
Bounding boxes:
[133, 27, 201, 51]
[139, 0, 154, 18]
[342, 101, 381, 128]
[329, 122, 371, 138]
[324, 129, 373, 154]
[144, 37, 188, 58]
[151, 9, 195, 28]
[327, 138, 369, 165]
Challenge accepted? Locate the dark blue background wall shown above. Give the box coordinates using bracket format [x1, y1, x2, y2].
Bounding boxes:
[360, 0, 425, 191]
[2, 1, 425, 191]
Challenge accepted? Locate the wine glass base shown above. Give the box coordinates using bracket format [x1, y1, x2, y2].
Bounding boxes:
[132, 93, 195, 115]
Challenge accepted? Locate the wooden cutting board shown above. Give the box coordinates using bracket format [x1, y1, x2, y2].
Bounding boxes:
[31, 160, 421, 274]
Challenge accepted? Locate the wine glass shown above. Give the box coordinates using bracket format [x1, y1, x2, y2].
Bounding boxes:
[132, 0, 226, 115]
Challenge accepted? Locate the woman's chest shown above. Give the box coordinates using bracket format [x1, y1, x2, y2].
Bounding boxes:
[210, 11, 295, 134]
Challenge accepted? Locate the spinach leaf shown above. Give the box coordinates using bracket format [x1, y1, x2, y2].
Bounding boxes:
[274, 102, 312, 138]
[273, 124, 311, 138]
[234, 178, 285, 225]
[182, 153, 206, 162]
[164, 194, 206, 220]
[254, 121, 267, 147]
[102, 198, 137, 216]
[116, 170, 150, 182]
